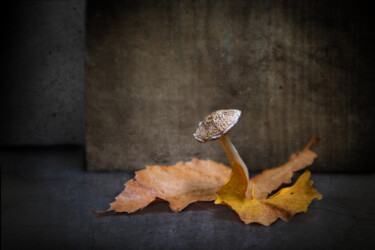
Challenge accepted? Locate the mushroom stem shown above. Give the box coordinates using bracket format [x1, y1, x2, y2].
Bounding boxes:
[219, 135, 249, 180]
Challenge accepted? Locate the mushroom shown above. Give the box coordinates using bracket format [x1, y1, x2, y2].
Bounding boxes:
[193, 109, 249, 179]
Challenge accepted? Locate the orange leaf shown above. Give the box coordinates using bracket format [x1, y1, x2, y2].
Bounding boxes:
[247, 136, 319, 200]
[105, 159, 231, 213]
[94, 137, 321, 225]
[215, 162, 322, 226]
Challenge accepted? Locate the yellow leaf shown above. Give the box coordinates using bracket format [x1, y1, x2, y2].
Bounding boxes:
[93, 137, 321, 224]
[215, 162, 322, 226]
[247, 136, 319, 200]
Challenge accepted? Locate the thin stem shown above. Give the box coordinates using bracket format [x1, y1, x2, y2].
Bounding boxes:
[219, 135, 249, 180]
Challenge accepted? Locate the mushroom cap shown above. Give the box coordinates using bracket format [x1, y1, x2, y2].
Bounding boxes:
[193, 109, 241, 143]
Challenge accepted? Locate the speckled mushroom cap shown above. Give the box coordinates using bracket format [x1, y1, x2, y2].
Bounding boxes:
[193, 109, 241, 143]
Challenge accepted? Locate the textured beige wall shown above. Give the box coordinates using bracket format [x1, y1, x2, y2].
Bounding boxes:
[86, 0, 374, 172]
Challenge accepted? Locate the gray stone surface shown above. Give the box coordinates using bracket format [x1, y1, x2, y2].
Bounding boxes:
[86, 0, 375, 172]
[1, 148, 374, 249]
[1, 0, 374, 172]
[0, 0, 85, 145]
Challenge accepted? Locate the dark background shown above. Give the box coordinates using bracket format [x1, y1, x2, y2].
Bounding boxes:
[1, 0, 375, 249]
[86, 0, 375, 173]
[1, 0, 85, 146]
[1, 0, 375, 172]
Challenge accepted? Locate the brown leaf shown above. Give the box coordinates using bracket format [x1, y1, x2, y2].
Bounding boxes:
[94, 137, 320, 222]
[246, 137, 319, 200]
[106, 159, 231, 213]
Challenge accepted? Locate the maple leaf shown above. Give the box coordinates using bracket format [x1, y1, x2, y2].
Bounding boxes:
[247, 136, 319, 200]
[93, 137, 321, 225]
[215, 161, 322, 226]
[100, 159, 231, 213]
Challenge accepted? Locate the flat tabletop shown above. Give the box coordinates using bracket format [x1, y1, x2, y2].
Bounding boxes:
[1, 148, 374, 249]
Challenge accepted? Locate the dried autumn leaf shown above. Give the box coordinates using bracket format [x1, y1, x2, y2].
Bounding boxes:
[94, 137, 320, 222]
[247, 136, 319, 200]
[215, 162, 322, 226]
[101, 159, 231, 213]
